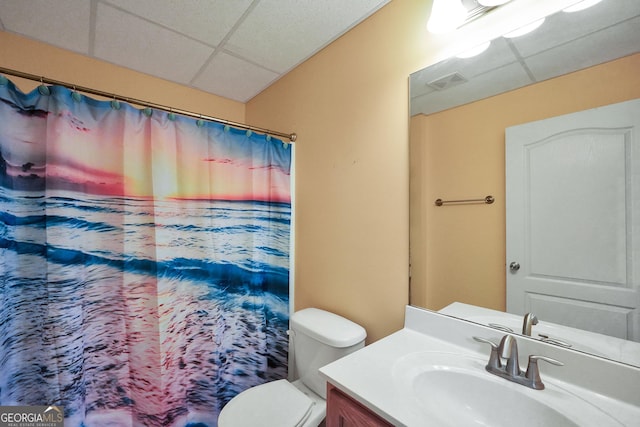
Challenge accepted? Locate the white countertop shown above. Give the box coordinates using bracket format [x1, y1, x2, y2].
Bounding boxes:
[319, 306, 640, 427]
[321, 327, 470, 426]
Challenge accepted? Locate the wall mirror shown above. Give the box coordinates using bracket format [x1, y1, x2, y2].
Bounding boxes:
[409, 0, 640, 367]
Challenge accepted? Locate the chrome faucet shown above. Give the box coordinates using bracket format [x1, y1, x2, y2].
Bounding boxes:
[522, 313, 538, 336]
[474, 334, 563, 390]
[499, 335, 520, 377]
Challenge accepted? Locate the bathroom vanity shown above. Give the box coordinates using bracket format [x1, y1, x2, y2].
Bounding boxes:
[320, 306, 640, 426]
[326, 383, 393, 427]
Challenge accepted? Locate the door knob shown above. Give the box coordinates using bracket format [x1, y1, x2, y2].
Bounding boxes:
[509, 262, 520, 272]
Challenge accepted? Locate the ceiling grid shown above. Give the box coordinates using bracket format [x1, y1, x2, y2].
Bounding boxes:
[0, 0, 389, 103]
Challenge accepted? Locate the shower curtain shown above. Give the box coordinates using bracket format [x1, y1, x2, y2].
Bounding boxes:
[0, 77, 291, 427]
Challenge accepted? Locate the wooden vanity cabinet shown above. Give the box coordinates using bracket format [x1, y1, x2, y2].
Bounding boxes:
[326, 383, 394, 427]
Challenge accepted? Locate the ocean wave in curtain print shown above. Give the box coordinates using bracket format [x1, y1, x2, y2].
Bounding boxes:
[0, 77, 291, 427]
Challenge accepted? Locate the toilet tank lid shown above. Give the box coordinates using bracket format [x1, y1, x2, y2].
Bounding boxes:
[291, 308, 367, 348]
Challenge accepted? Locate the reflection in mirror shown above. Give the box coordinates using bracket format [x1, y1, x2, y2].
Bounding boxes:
[409, 0, 640, 366]
[440, 302, 640, 366]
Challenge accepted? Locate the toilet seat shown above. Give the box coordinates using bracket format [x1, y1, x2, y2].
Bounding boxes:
[218, 379, 315, 427]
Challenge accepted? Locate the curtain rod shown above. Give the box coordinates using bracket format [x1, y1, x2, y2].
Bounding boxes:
[0, 66, 297, 143]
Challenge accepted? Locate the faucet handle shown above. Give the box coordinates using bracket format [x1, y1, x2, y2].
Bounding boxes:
[473, 336, 498, 348]
[488, 323, 514, 333]
[538, 334, 572, 348]
[525, 355, 564, 390]
[472, 336, 502, 370]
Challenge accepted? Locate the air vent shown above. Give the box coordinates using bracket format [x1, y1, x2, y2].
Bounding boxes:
[427, 72, 468, 91]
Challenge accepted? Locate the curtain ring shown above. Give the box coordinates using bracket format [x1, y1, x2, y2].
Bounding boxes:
[71, 85, 82, 102]
[111, 95, 121, 110]
[38, 77, 50, 95]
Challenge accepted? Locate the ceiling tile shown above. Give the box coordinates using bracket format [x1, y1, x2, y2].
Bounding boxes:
[94, 2, 214, 85]
[510, 0, 640, 59]
[525, 16, 640, 83]
[1, 0, 391, 101]
[192, 52, 279, 102]
[103, 0, 253, 46]
[0, 0, 91, 54]
[225, 0, 389, 73]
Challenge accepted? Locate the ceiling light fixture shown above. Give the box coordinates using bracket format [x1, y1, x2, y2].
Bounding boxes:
[427, 0, 513, 34]
[478, 0, 512, 6]
[563, 0, 604, 12]
[427, 0, 468, 34]
[503, 18, 545, 38]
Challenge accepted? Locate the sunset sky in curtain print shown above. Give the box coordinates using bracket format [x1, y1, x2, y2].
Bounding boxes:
[0, 85, 291, 203]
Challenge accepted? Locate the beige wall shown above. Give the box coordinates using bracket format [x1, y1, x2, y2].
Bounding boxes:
[246, 0, 442, 342]
[241, 0, 571, 342]
[243, 0, 584, 343]
[410, 53, 640, 312]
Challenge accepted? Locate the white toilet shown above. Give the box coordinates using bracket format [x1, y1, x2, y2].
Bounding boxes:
[217, 308, 367, 427]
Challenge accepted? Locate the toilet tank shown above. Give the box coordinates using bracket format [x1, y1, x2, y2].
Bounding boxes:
[290, 308, 366, 399]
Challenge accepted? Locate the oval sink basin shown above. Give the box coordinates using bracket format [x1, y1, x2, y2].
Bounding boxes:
[393, 352, 623, 427]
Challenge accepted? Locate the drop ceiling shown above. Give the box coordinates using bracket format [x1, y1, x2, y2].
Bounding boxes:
[410, 0, 640, 116]
[0, 0, 389, 103]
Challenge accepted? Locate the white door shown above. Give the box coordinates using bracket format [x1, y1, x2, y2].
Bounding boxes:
[506, 98, 640, 341]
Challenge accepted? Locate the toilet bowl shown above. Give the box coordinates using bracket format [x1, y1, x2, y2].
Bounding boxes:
[217, 308, 367, 427]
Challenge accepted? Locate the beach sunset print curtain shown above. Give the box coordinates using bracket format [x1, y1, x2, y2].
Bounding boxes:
[0, 77, 291, 426]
